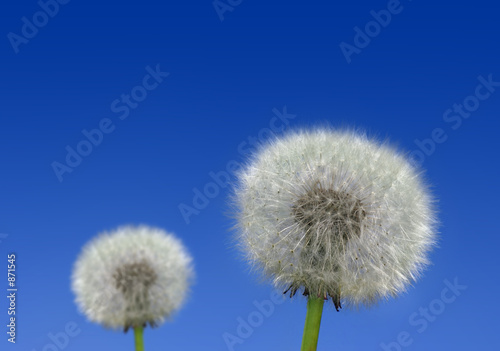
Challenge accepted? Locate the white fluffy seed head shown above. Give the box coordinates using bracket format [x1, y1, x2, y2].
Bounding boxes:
[233, 128, 437, 309]
[71, 225, 194, 330]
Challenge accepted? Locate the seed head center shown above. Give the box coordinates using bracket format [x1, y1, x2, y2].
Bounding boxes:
[113, 260, 157, 295]
[292, 187, 366, 242]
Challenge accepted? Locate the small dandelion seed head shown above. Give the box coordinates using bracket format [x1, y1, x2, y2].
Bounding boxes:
[232, 128, 437, 309]
[71, 225, 194, 330]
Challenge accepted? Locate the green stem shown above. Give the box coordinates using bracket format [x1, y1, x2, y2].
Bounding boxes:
[134, 326, 145, 351]
[301, 296, 325, 351]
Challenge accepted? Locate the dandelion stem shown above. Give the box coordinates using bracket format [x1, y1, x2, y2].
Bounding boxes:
[301, 296, 324, 351]
[134, 326, 145, 351]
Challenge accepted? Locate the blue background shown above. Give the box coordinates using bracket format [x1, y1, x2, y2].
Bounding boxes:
[1, 0, 499, 350]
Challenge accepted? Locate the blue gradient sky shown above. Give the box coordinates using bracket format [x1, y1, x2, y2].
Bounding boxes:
[1, 0, 499, 350]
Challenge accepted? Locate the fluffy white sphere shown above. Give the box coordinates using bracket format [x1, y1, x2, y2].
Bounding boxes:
[233, 129, 437, 309]
[71, 225, 194, 330]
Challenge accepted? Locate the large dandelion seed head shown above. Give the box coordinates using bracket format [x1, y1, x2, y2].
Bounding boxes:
[71, 225, 194, 330]
[233, 128, 437, 309]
